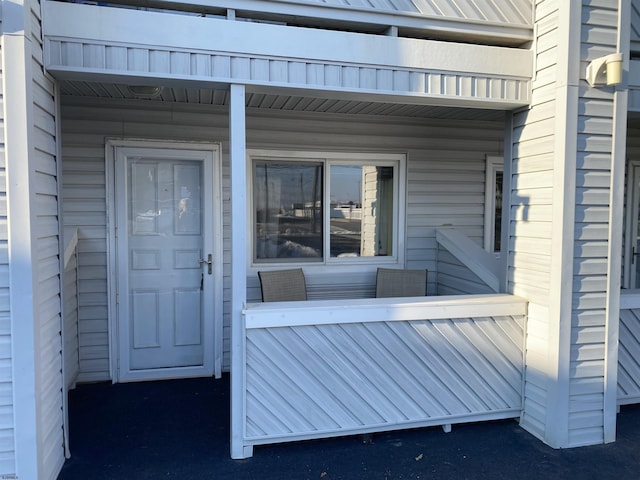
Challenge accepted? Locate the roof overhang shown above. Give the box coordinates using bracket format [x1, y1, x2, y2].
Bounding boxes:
[43, 1, 532, 109]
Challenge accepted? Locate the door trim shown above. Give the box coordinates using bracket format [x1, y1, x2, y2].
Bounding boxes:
[624, 160, 640, 289]
[106, 139, 223, 382]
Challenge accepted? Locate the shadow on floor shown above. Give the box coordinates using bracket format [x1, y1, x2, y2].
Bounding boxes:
[58, 375, 640, 480]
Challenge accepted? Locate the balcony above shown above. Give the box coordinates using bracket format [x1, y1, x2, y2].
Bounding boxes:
[68, 0, 533, 47]
[44, 1, 533, 110]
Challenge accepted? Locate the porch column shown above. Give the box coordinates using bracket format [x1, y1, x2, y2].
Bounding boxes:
[229, 83, 249, 459]
[2, 8, 39, 479]
[510, 1, 627, 448]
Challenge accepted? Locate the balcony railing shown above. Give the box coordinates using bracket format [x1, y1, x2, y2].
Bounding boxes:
[619, 289, 640, 405]
[237, 293, 527, 457]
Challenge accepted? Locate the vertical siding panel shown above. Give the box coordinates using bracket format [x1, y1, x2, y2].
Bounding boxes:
[0, 43, 16, 476]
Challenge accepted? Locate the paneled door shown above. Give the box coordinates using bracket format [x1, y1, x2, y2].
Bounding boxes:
[115, 145, 218, 382]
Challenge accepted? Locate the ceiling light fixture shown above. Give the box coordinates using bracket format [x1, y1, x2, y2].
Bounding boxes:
[127, 85, 163, 99]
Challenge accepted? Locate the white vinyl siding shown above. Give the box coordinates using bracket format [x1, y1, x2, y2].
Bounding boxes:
[436, 249, 495, 295]
[31, 0, 66, 476]
[512, 0, 621, 448]
[61, 98, 503, 378]
[63, 234, 79, 389]
[510, 1, 558, 440]
[43, 2, 532, 109]
[0, 45, 16, 474]
[632, 0, 640, 53]
[568, 1, 619, 447]
[2, 0, 65, 476]
[61, 151, 109, 382]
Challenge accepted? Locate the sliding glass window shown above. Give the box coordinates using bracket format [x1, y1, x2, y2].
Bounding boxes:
[251, 151, 403, 265]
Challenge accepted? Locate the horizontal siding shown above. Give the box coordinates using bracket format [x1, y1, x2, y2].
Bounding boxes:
[61, 97, 503, 378]
[566, 0, 618, 448]
[436, 249, 494, 295]
[511, 0, 558, 441]
[32, 0, 66, 474]
[0, 43, 16, 475]
[514, 0, 618, 448]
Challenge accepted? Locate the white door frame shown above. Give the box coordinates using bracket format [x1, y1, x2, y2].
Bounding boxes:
[106, 139, 223, 382]
[624, 160, 640, 289]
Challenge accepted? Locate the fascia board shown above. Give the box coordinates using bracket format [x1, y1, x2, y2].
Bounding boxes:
[43, 1, 532, 79]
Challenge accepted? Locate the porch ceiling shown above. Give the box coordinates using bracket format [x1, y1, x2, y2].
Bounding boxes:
[59, 81, 506, 121]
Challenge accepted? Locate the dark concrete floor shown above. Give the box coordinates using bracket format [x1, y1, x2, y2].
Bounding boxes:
[58, 375, 640, 480]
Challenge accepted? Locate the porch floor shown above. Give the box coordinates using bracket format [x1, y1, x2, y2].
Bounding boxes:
[58, 375, 640, 480]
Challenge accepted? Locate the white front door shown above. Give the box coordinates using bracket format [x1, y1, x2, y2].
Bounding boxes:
[114, 143, 220, 382]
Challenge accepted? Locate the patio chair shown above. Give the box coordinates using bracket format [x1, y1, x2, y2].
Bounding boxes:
[258, 268, 308, 302]
[375, 268, 428, 298]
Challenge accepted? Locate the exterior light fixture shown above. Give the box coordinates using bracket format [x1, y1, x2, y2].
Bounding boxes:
[586, 53, 623, 87]
[127, 85, 163, 98]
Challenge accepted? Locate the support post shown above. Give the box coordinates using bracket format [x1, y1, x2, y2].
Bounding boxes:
[229, 84, 249, 459]
[603, 0, 630, 443]
[3, 22, 40, 480]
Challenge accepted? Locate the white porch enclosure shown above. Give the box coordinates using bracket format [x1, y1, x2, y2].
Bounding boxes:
[238, 294, 527, 456]
[619, 290, 640, 405]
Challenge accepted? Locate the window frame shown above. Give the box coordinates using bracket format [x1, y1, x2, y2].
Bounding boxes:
[484, 155, 504, 256]
[247, 149, 406, 270]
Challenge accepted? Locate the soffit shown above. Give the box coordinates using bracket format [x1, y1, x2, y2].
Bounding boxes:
[60, 81, 506, 121]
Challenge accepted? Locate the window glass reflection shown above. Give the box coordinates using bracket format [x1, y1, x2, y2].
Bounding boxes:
[330, 165, 393, 258]
[254, 162, 323, 261]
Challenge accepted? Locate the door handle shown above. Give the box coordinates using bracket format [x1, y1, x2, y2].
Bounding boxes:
[199, 254, 212, 274]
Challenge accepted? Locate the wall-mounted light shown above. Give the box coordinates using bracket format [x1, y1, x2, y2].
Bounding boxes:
[127, 85, 163, 99]
[586, 53, 623, 87]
